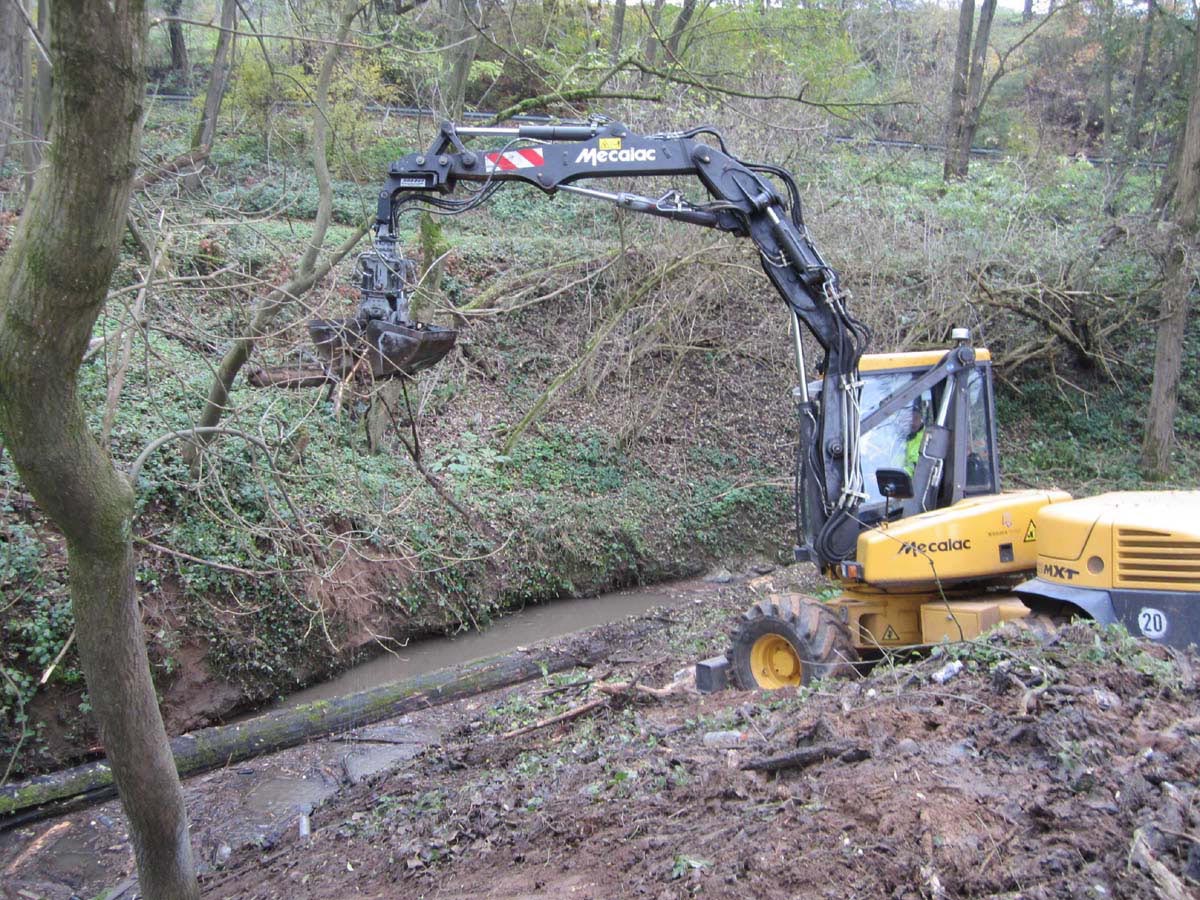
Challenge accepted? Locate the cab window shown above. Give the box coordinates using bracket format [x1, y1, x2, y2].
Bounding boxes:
[857, 372, 930, 504]
[963, 368, 996, 494]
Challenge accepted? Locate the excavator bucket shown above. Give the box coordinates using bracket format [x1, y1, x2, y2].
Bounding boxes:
[308, 245, 457, 379]
[308, 317, 456, 378]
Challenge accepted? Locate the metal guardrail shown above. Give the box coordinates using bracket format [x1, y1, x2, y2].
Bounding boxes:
[140, 91, 1168, 170]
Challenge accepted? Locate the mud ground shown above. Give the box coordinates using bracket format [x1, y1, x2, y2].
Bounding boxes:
[3, 567, 1200, 899]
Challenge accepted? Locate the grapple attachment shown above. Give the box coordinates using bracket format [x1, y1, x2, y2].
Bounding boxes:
[308, 241, 456, 378]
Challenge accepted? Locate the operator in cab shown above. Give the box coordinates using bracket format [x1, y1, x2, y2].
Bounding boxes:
[904, 401, 926, 476]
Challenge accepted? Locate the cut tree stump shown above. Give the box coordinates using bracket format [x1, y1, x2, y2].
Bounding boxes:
[0, 645, 598, 828]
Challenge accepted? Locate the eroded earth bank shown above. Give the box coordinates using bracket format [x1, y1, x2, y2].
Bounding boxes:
[3, 566, 1199, 899]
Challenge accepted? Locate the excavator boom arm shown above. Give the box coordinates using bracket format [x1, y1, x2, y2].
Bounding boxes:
[376, 120, 870, 564]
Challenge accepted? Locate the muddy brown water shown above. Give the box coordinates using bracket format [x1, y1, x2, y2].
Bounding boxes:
[282, 578, 713, 708]
[0, 578, 724, 899]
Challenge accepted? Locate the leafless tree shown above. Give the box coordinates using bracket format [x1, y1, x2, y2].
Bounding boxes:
[610, 0, 627, 64]
[1142, 6, 1200, 477]
[183, 0, 236, 191]
[944, 0, 1062, 179]
[1125, 0, 1157, 152]
[944, 0, 997, 179]
[186, 0, 370, 464]
[163, 0, 190, 81]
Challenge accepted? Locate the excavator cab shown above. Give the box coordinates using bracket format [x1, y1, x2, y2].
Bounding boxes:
[795, 333, 1003, 562]
[853, 348, 1001, 517]
[728, 335, 1075, 691]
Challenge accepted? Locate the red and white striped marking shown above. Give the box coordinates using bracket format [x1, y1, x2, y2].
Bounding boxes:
[484, 147, 544, 173]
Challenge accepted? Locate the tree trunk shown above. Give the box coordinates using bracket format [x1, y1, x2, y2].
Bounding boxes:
[583, 1, 595, 54]
[163, 0, 189, 81]
[20, 0, 33, 193]
[645, 0, 666, 68]
[943, 0, 975, 179]
[1022, 0, 1032, 22]
[33, 0, 49, 133]
[187, 0, 235, 168]
[961, 0, 996, 149]
[0, 0, 200, 896]
[665, 0, 697, 61]
[610, 0, 626, 64]
[1155, 131, 1183, 212]
[0, 0, 23, 171]
[21, 0, 49, 195]
[1125, 0, 1156, 153]
[440, 0, 480, 119]
[943, 0, 996, 180]
[1142, 14, 1200, 478]
[1, 644, 599, 824]
[185, 0, 366, 466]
[1143, 254, 1192, 476]
[1099, 0, 1115, 156]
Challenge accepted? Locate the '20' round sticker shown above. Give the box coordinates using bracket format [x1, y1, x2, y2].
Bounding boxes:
[1138, 607, 1169, 640]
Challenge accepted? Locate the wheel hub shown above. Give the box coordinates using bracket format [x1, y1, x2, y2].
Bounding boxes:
[749, 634, 803, 689]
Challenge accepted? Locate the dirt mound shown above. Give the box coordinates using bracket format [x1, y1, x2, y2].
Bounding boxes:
[196, 590, 1200, 899]
[3, 573, 1197, 899]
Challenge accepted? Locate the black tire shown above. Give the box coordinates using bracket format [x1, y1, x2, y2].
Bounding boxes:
[729, 594, 859, 691]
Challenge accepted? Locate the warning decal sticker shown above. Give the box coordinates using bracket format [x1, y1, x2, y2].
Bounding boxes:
[1024, 520, 1037, 543]
[483, 147, 545, 173]
[882, 625, 900, 641]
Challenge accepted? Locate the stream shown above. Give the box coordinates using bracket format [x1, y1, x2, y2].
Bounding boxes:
[0, 573, 729, 897]
[282, 577, 713, 707]
[0, 576, 733, 899]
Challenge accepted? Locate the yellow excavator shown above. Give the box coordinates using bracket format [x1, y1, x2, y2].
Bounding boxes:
[723, 344, 1200, 690]
[317, 119, 1200, 691]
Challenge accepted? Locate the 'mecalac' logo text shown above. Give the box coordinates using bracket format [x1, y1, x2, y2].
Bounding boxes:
[897, 538, 971, 556]
[575, 146, 657, 166]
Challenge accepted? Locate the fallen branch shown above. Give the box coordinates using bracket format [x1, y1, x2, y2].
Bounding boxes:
[501, 697, 608, 740]
[739, 741, 869, 773]
[131, 148, 210, 193]
[595, 680, 687, 700]
[1129, 828, 1189, 899]
[920, 806, 947, 899]
[1019, 682, 1049, 716]
[0, 644, 599, 828]
[500, 677, 684, 740]
[38, 632, 75, 686]
[246, 364, 340, 389]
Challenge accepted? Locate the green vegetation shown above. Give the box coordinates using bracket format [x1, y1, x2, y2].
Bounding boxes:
[2, 0, 1199, 782]
[5, 104, 1197, 772]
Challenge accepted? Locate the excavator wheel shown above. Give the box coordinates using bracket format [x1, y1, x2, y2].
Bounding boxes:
[729, 594, 859, 691]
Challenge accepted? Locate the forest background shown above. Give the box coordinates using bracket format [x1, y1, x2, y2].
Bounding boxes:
[0, 0, 1197, 806]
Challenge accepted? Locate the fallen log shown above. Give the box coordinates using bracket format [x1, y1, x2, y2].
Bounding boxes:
[739, 741, 869, 773]
[131, 147, 211, 193]
[246, 363, 339, 389]
[0, 644, 597, 829]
